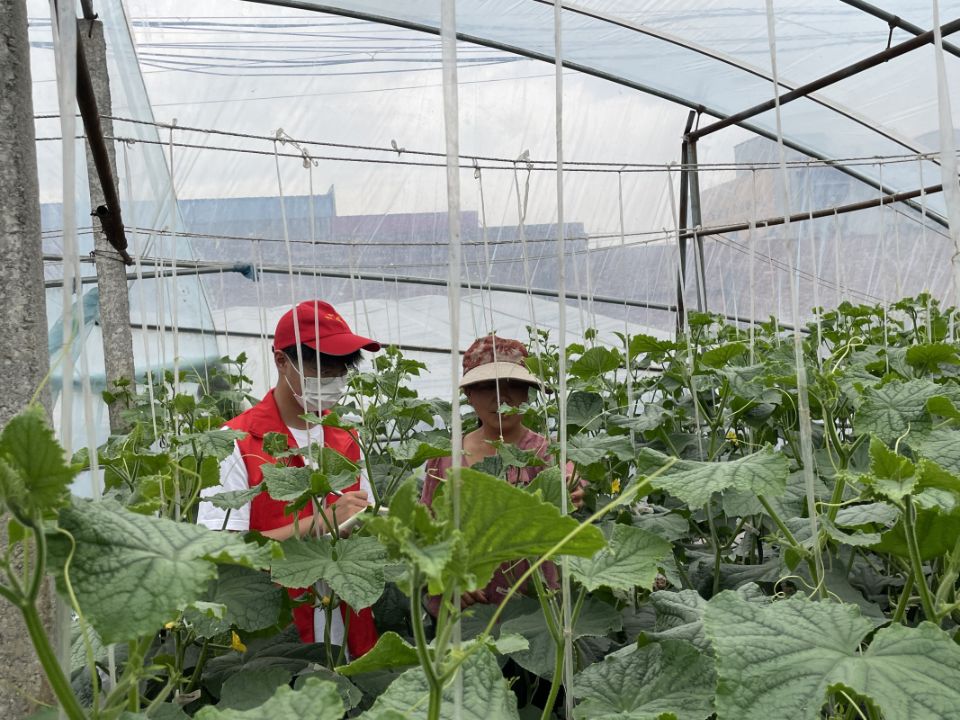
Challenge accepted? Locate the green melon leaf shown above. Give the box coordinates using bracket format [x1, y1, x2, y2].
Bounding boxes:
[567, 391, 604, 430]
[436, 469, 605, 591]
[854, 379, 938, 443]
[49, 500, 259, 643]
[215, 667, 291, 711]
[700, 342, 747, 369]
[0, 405, 77, 516]
[570, 347, 622, 379]
[500, 596, 621, 678]
[705, 591, 960, 720]
[48, 499, 262, 644]
[336, 631, 419, 677]
[204, 486, 264, 511]
[186, 565, 284, 636]
[572, 639, 715, 720]
[569, 524, 671, 592]
[194, 676, 342, 720]
[175, 429, 247, 462]
[916, 428, 960, 477]
[637, 446, 788, 508]
[363, 646, 519, 719]
[638, 585, 766, 652]
[904, 342, 960, 372]
[260, 465, 323, 501]
[272, 535, 386, 608]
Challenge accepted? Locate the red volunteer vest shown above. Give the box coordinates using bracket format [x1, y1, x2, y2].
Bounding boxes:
[226, 390, 378, 657]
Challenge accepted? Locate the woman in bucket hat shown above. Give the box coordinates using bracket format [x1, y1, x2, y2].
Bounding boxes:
[420, 334, 585, 613]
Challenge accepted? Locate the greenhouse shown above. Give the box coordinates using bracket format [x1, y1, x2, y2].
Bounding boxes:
[2, 0, 960, 717]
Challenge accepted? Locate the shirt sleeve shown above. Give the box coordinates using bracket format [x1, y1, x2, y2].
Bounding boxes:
[196, 442, 251, 531]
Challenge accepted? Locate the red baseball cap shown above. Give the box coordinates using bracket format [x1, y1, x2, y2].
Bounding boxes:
[273, 301, 381, 356]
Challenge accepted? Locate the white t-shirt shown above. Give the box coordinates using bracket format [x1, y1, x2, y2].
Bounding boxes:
[196, 423, 373, 650]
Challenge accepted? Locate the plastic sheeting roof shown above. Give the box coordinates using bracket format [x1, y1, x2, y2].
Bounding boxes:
[255, 0, 960, 222]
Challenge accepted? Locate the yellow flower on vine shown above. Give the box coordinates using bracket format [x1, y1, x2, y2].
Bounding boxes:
[321, 595, 332, 607]
[611, 478, 621, 494]
[725, 429, 739, 447]
[231, 631, 247, 653]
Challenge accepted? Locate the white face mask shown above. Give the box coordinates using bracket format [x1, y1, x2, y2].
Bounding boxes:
[286, 367, 348, 412]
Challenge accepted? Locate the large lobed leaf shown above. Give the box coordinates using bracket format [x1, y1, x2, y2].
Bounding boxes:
[194, 676, 343, 720]
[186, 565, 283, 636]
[704, 591, 960, 720]
[572, 640, 715, 720]
[0, 405, 77, 517]
[363, 645, 519, 719]
[272, 535, 387, 608]
[434, 468, 605, 591]
[336, 631, 419, 677]
[637, 446, 788, 508]
[49, 499, 266, 643]
[500, 596, 622, 678]
[638, 585, 766, 653]
[569, 524, 671, 592]
[853, 379, 938, 443]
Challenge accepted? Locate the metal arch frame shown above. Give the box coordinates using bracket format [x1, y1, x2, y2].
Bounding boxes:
[244, 0, 950, 229]
[839, 0, 960, 59]
[546, 0, 947, 166]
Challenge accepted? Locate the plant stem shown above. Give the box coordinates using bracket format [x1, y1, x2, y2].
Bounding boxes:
[891, 569, 914, 624]
[757, 495, 822, 594]
[410, 573, 442, 720]
[903, 496, 937, 622]
[706, 500, 723, 597]
[185, 638, 210, 693]
[540, 639, 564, 720]
[934, 536, 960, 617]
[20, 600, 86, 720]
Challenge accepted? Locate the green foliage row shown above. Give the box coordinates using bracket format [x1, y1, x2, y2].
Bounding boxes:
[2, 295, 960, 719]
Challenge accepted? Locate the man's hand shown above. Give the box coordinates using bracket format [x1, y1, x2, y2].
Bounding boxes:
[326, 490, 370, 536]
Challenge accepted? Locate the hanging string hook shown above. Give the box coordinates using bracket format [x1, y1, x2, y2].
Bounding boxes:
[390, 139, 405, 156]
[275, 128, 318, 168]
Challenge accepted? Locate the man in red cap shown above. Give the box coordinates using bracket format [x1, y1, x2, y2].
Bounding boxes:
[197, 300, 381, 657]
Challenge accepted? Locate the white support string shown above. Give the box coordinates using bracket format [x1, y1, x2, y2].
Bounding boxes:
[273, 134, 310, 409]
[552, 3, 576, 713]
[805, 172, 822, 361]
[864, 163, 884, 302]
[50, 0, 76, 459]
[475, 166, 496, 331]
[439, 2, 465, 715]
[512, 161, 541, 346]
[168, 123, 181, 400]
[833, 209, 843, 307]
[49, 0, 81, 700]
[253, 239, 272, 392]
[764, 0, 823, 592]
[749, 169, 758, 363]
[219, 268, 231, 358]
[124, 143, 159, 442]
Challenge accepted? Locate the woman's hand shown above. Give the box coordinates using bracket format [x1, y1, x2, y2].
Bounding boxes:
[460, 589, 487, 609]
[570, 484, 585, 510]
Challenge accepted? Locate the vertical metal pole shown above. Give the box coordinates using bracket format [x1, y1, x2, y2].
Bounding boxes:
[686, 136, 708, 312]
[80, 17, 136, 432]
[0, 0, 56, 715]
[675, 111, 695, 332]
